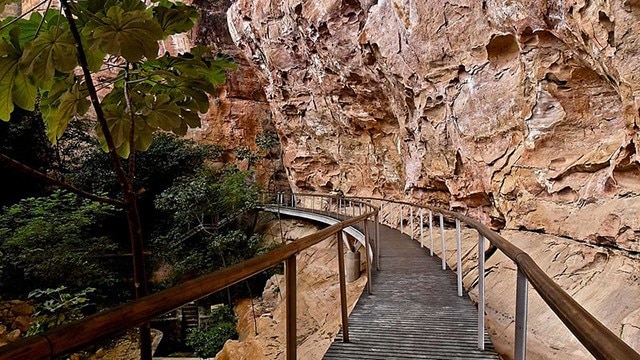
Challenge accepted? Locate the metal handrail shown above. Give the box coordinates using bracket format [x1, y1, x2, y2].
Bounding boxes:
[0, 193, 378, 360]
[344, 195, 640, 360]
[4, 191, 636, 360]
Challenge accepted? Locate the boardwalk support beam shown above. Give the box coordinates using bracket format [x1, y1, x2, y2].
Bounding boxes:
[478, 233, 486, 350]
[456, 219, 463, 297]
[440, 214, 446, 270]
[286, 255, 297, 360]
[515, 267, 528, 360]
[336, 232, 350, 343]
[429, 210, 434, 256]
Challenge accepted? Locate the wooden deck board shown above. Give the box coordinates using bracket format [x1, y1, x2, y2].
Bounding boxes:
[323, 224, 500, 360]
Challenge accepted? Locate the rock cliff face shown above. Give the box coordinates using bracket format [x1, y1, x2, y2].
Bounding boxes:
[190, 1, 640, 358]
[223, 0, 640, 254]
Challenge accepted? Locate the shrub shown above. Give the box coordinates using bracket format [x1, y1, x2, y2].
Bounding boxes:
[0, 191, 117, 297]
[186, 305, 238, 358]
[26, 286, 96, 336]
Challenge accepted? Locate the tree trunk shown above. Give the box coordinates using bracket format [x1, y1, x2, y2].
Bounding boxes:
[60, 1, 153, 358]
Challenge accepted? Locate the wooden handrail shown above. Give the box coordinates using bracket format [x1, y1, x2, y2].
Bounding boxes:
[346, 195, 640, 360]
[0, 195, 377, 360]
[6, 191, 635, 360]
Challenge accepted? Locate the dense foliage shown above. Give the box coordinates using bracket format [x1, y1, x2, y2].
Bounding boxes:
[0, 110, 53, 204]
[0, 0, 235, 157]
[152, 167, 263, 285]
[186, 305, 238, 358]
[26, 286, 96, 336]
[70, 134, 216, 198]
[0, 191, 118, 297]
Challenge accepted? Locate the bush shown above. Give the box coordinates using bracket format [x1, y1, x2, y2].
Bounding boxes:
[186, 305, 238, 358]
[0, 191, 118, 297]
[27, 286, 96, 335]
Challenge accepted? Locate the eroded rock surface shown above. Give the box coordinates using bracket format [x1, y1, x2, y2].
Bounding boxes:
[225, 0, 640, 254]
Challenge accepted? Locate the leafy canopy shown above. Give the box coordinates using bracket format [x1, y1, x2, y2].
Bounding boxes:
[0, 0, 235, 157]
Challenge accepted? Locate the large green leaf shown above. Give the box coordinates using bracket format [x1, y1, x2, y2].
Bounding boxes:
[20, 19, 77, 84]
[180, 108, 201, 128]
[0, 30, 37, 121]
[91, 6, 163, 62]
[97, 104, 155, 158]
[82, 37, 106, 72]
[142, 94, 181, 130]
[153, 2, 199, 37]
[0, 11, 52, 47]
[40, 78, 90, 143]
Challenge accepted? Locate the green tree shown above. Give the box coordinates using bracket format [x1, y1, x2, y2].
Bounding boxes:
[0, 1, 234, 356]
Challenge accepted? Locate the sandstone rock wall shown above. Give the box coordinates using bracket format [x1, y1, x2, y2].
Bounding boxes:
[215, 219, 367, 360]
[188, 0, 289, 190]
[224, 0, 640, 254]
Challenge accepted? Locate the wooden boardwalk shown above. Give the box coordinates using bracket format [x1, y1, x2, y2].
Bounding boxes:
[323, 223, 500, 360]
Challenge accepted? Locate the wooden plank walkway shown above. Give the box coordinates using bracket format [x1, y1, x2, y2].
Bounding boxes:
[323, 223, 500, 360]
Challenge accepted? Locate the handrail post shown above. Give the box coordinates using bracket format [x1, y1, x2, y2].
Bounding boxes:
[286, 255, 297, 360]
[400, 205, 404, 234]
[420, 210, 424, 248]
[291, 194, 295, 208]
[336, 232, 350, 342]
[364, 218, 372, 294]
[515, 267, 528, 360]
[478, 233, 486, 350]
[456, 219, 462, 297]
[380, 202, 384, 224]
[375, 212, 380, 271]
[429, 210, 434, 256]
[440, 213, 446, 270]
[410, 206, 414, 240]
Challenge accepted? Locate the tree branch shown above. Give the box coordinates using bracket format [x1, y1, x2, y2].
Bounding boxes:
[124, 62, 137, 188]
[0, 153, 125, 208]
[59, 0, 133, 199]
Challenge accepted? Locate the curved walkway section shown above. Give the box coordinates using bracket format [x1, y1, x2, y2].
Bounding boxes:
[324, 223, 499, 360]
[261, 205, 367, 248]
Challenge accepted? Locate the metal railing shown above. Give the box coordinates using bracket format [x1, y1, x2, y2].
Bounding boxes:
[345, 196, 640, 360]
[2, 192, 638, 360]
[0, 193, 378, 360]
